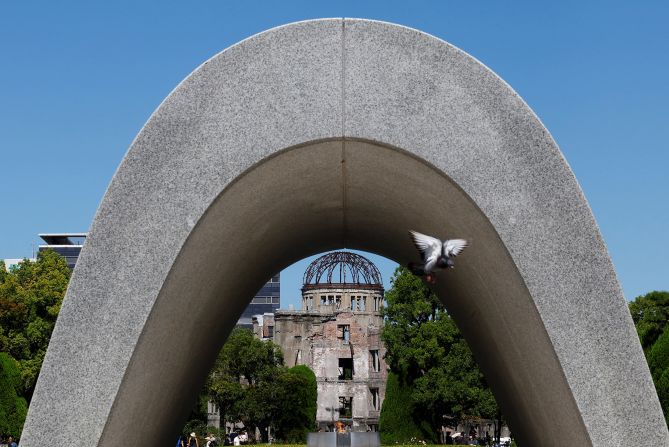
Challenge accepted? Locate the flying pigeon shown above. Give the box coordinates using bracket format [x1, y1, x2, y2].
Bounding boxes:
[408, 230, 468, 284]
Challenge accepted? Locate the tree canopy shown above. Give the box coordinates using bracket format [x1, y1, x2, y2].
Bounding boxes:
[381, 266, 498, 440]
[655, 367, 669, 427]
[647, 326, 669, 426]
[273, 364, 317, 443]
[629, 291, 669, 426]
[379, 371, 425, 444]
[0, 250, 70, 400]
[206, 328, 317, 442]
[0, 352, 28, 438]
[648, 327, 669, 382]
[629, 290, 669, 353]
[206, 328, 282, 439]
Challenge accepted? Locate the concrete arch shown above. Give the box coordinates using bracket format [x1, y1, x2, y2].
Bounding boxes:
[21, 19, 667, 447]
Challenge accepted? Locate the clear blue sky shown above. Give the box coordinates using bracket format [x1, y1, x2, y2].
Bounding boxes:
[1, 1, 667, 306]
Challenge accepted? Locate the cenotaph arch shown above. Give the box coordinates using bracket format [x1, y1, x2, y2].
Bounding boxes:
[21, 19, 668, 447]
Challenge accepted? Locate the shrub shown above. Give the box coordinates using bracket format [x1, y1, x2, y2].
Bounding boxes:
[0, 353, 28, 438]
[655, 368, 669, 427]
[647, 327, 669, 424]
[379, 372, 426, 444]
[648, 327, 669, 381]
[274, 365, 317, 443]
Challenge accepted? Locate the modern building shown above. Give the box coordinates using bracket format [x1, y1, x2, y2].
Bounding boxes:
[236, 274, 280, 328]
[3, 233, 85, 271]
[254, 251, 387, 432]
[38, 233, 87, 269]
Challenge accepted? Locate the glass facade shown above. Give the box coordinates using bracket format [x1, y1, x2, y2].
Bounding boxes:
[41, 245, 82, 270]
[237, 273, 280, 328]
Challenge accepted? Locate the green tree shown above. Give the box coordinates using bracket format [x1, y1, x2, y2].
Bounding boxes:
[628, 291, 669, 353]
[381, 266, 499, 440]
[379, 372, 425, 444]
[628, 291, 669, 429]
[0, 352, 28, 438]
[655, 368, 669, 427]
[273, 365, 317, 443]
[206, 328, 284, 441]
[0, 250, 70, 399]
[646, 327, 669, 424]
[648, 327, 669, 382]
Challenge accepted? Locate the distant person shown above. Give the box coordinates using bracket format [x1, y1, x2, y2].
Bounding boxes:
[445, 431, 453, 444]
[187, 432, 199, 447]
[8, 437, 17, 447]
[205, 434, 218, 447]
[176, 434, 186, 447]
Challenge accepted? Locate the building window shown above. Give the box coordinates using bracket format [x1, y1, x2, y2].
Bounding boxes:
[368, 424, 378, 432]
[335, 295, 342, 309]
[361, 296, 366, 311]
[208, 401, 218, 414]
[373, 297, 380, 311]
[370, 388, 380, 410]
[337, 324, 350, 341]
[339, 396, 353, 418]
[370, 350, 380, 372]
[268, 325, 274, 338]
[321, 295, 327, 305]
[338, 358, 353, 380]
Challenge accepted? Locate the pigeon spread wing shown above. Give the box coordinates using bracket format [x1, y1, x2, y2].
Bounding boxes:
[444, 239, 468, 257]
[410, 230, 441, 270]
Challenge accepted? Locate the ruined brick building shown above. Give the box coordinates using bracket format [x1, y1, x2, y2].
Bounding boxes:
[254, 251, 388, 432]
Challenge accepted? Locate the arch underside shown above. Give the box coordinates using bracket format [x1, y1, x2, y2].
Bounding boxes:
[21, 19, 667, 447]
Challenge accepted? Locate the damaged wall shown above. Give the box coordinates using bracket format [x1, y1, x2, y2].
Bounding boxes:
[269, 284, 388, 432]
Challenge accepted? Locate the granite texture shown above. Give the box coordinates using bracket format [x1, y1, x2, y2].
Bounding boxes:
[21, 19, 668, 447]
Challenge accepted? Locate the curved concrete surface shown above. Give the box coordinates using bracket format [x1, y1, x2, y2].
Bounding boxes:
[21, 19, 668, 447]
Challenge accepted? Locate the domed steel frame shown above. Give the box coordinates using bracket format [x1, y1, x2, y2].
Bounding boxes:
[302, 251, 382, 288]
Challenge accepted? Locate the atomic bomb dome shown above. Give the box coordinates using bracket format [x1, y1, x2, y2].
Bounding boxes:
[300, 251, 384, 313]
[303, 251, 383, 289]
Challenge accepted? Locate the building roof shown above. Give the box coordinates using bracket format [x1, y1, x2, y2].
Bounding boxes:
[303, 251, 383, 288]
[39, 233, 88, 246]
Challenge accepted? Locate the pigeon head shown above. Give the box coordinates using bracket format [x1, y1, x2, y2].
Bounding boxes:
[437, 257, 449, 269]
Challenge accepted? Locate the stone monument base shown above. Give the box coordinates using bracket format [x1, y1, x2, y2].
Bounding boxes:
[308, 432, 380, 447]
